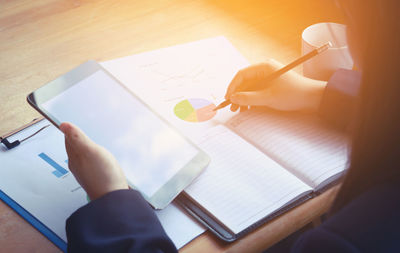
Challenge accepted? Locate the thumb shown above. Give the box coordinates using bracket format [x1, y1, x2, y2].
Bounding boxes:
[230, 89, 273, 106]
[60, 122, 93, 149]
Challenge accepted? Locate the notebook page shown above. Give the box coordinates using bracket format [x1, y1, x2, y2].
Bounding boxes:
[227, 109, 349, 189]
[185, 125, 312, 234]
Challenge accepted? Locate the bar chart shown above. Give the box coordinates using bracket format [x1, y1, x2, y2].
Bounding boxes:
[38, 152, 69, 178]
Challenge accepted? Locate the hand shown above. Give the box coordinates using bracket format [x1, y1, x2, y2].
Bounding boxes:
[225, 59, 327, 112]
[60, 122, 129, 201]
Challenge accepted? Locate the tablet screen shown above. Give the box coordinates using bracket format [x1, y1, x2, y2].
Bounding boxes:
[41, 70, 199, 198]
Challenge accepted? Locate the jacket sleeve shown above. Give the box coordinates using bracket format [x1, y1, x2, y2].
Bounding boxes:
[66, 189, 177, 253]
[292, 183, 400, 253]
[318, 69, 361, 130]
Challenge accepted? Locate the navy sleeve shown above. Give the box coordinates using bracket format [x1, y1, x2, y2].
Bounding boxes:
[66, 189, 177, 253]
[319, 69, 361, 130]
[292, 184, 400, 253]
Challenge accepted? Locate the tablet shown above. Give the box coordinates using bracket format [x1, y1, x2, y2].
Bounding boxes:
[27, 60, 210, 209]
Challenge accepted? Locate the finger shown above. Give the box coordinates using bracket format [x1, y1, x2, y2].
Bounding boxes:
[230, 90, 273, 106]
[64, 137, 78, 173]
[225, 63, 280, 99]
[60, 122, 75, 140]
[264, 58, 285, 70]
[230, 104, 239, 112]
[63, 132, 79, 163]
[240, 106, 248, 112]
[61, 126, 75, 162]
[225, 70, 244, 99]
[64, 134, 73, 157]
[60, 122, 93, 152]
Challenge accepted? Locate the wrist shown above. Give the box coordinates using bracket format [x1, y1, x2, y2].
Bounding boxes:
[87, 182, 129, 201]
[302, 79, 327, 112]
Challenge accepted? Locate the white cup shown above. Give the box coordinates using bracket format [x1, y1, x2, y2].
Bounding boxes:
[302, 22, 353, 81]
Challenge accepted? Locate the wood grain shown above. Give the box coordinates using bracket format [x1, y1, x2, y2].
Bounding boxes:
[0, 0, 344, 252]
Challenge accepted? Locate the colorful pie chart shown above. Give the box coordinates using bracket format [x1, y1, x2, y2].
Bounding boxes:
[174, 98, 217, 122]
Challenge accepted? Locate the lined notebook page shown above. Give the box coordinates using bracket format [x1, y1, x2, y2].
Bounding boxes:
[227, 109, 349, 189]
[185, 125, 312, 234]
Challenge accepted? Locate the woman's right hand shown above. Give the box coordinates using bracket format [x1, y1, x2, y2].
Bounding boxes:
[225, 59, 327, 112]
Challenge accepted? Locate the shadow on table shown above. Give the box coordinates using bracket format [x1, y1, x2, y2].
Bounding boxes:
[263, 223, 313, 253]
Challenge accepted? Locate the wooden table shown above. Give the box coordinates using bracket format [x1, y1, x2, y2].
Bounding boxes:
[0, 1, 344, 252]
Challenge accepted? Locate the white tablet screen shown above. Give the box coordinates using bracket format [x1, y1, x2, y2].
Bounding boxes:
[42, 70, 198, 197]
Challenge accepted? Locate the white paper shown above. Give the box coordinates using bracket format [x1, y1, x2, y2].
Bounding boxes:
[0, 119, 204, 249]
[101, 36, 249, 142]
[1, 36, 348, 247]
[185, 125, 311, 233]
[155, 203, 205, 248]
[101, 36, 314, 234]
[227, 109, 349, 188]
[102, 37, 347, 233]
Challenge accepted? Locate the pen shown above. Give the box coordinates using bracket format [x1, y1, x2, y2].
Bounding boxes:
[213, 41, 332, 111]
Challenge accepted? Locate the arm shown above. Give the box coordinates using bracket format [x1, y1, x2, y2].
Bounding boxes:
[66, 190, 177, 253]
[60, 123, 177, 253]
[318, 69, 361, 130]
[225, 61, 361, 129]
[292, 183, 400, 253]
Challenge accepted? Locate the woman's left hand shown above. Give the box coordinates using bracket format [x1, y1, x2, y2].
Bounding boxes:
[60, 122, 129, 201]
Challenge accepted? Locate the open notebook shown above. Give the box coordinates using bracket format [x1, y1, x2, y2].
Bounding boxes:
[178, 109, 349, 240]
[101, 36, 349, 242]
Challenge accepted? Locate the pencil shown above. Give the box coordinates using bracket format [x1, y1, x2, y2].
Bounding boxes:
[213, 41, 332, 111]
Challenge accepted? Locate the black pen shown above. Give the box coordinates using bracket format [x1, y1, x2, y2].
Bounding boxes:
[213, 41, 332, 111]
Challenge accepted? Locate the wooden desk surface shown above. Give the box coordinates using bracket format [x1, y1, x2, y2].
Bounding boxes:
[0, 0, 344, 252]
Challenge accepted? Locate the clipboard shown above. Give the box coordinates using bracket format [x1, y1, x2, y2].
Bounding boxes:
[0, 118, 67, 252]
[0, 117, 207, 251]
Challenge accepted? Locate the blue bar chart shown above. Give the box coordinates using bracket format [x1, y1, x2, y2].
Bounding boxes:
[38, 152, 69, 178]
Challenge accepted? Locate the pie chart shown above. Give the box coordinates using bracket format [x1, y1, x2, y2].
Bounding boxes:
[174, 98, 217, 122]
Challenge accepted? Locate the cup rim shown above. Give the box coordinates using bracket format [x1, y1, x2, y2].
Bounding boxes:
[302, 22, 348, 50]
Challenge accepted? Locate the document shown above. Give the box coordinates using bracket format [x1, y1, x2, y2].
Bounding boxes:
[101, 36, 249, 141]
[0, 36, 348, 248]
[102, 36, 348, 236]
[0, 120, 205, 249]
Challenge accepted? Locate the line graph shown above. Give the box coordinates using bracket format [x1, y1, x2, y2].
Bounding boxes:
[138, 61, 218, 91]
